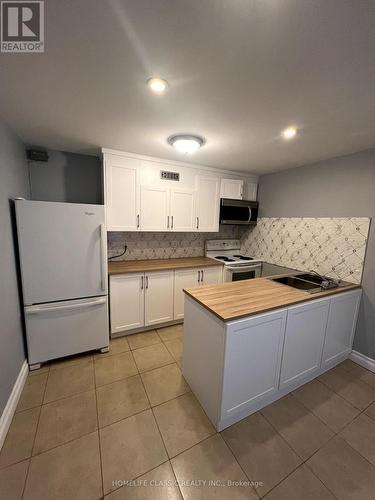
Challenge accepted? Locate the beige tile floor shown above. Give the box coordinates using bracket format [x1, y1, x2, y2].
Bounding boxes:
[1, 324, 375, 499]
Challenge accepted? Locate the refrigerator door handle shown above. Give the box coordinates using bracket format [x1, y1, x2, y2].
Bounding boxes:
[25, 297, 107, 315]
[100, 223, 107, 292]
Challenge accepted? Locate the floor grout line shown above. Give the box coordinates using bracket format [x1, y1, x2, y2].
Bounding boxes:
[94, 381, 105, 499]
[21, 364, 50, 499]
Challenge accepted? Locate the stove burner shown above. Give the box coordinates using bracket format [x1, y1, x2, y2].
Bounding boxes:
[215, 256, 235, 262]
[233, 255, 254, 260]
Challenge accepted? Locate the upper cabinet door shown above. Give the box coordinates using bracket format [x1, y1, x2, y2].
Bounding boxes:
[246, 182, 258, 201]
[170, 188, 195, 232]
[196, 176, 220, 232]
[105, 155, 140, 231]
[140, 185, 170, 231]
[220, 179, 243, 200]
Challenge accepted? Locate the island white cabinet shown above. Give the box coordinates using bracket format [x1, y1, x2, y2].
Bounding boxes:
[221, 310, 287, 419]
[195, 176, 220, 232]
[279, 298, 330, 391]
[220, 178, 244, 200]
[105, 155, 140, 231]
[183, 288, 362, 431]
[109, 273, 144, 333]
[145, 270, 174, 326]
[321, 289, 361, 369]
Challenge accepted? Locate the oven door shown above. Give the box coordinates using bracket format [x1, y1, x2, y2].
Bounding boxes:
[224, 264, 262, 282]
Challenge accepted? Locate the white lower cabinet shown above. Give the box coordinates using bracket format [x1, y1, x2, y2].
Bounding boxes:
[174, 268, 201, 320]
[279, 298, 330, 391]
[174, 266, 223, 320]
[109, 273, 144, 333]
[145, 270, 174, 326]
[200, 266, 222, 285]
[321, 289, 361, 368]
[221, 310, 287, 418]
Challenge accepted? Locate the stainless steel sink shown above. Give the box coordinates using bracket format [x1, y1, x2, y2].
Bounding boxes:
[271, 273, 341, 293]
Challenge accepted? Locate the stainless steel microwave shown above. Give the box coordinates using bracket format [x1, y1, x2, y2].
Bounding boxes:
[219, 198, 259, 225]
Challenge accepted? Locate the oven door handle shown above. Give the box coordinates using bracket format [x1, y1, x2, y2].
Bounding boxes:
[226, 265, 261, 271]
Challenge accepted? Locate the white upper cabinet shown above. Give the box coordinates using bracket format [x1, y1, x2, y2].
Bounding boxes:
[220, 178, 243, 200]
[245, 182, 258, 201]
[140, 185, 170, 231]
[103, 150, 256, 232]
[170, 188, 195, 231]
[195, 176, 220, 232]
[105, 155, 140, 231]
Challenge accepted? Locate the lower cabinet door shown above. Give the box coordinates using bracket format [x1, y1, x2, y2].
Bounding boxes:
[322, 290, 362, 368]
[174, 268, 200, 320]
[221, 309, 287, 417]
[279, 298, 330, 390]
[200, 266, 222, 285]
[109, 274, 145, 334]
[145, 270, 174, 326]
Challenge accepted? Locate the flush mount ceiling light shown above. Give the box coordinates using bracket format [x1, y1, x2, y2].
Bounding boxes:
[147, 77, 168, 94]
[282, 126, 297, 140]
[168, 134, 205, 155]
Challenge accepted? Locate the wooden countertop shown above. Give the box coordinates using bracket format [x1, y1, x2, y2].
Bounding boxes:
[108, 257, 223, 275]
[184, 277, 360, 322]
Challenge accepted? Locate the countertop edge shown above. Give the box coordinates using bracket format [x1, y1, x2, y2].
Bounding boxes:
[108, 257, 224, 275]
[183, 282, 361, 322]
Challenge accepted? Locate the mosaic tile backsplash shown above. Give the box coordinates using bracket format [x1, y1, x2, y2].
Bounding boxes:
[241, 217, 370, 284]
[107, 226, 240, 261]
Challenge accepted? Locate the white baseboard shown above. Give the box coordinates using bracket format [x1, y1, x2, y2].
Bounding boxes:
[350, 350, 375, 373]
[0, 360, 28, 450]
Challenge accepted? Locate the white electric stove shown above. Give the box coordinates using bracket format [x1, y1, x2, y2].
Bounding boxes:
[205, 239, 262, 282]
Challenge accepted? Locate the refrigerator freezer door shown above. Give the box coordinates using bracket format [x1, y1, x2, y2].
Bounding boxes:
[16, 200, 107, 304]
[24, 297, 109, 365]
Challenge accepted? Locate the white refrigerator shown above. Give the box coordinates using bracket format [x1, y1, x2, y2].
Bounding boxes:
[15, 200, 109, 369]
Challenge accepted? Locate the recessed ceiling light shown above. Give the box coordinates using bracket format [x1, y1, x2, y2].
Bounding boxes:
[282, 126, 297, 140]
[147, 77, 168, 94]
[168, 134, 205, 155]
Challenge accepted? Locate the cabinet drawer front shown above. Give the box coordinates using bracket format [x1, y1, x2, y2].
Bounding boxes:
[221, 311, 286, 416]
[280, 299, 330, 390]
[110, 274, 144, 333]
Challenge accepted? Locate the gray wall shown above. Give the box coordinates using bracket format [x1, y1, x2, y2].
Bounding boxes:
[0, 119, 29, 414]
[258, 148, 375, 358]
[29, 150, 102, 204]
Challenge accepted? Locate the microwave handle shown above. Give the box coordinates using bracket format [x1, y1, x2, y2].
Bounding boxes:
[247, 207, 252, 222]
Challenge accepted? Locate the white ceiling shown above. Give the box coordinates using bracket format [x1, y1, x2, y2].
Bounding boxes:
[1, 0, 375, 174]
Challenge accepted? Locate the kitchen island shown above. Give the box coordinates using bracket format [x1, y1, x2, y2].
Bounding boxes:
[182, 277, 361, 431]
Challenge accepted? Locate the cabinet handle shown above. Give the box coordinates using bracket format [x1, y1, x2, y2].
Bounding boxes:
[167, 216, 170, 229]
[137, 214, 140, 228]
[201, 270, 204, 282]
[197, 270, 201, 283]
[171, 215, 174, 229]
[146, 276, 149, 289]
[141, 276, 144, 289]
[196, 217, 199, 229]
